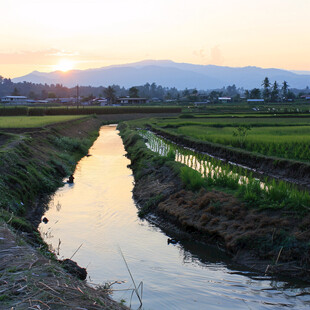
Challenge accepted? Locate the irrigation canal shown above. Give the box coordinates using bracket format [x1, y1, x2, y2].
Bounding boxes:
[40, 125, 310, 310]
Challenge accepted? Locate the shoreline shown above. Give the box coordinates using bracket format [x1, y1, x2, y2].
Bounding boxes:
[0, 116, 129, 309]
[0, 113, 180, 309]
[119, 122, 310, 283]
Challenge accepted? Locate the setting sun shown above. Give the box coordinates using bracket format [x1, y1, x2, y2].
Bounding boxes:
[54, 59, 75, 72]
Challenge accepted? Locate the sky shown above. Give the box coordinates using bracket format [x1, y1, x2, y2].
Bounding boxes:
[1, 0, 310, 78]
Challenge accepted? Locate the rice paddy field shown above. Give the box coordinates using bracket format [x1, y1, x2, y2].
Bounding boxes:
[0, 115, 86, 128]
[139, 129, 310, 211]
[150, 115, 310, 162]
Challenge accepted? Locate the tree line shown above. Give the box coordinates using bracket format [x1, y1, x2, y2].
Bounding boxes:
[0, 77, 180, 101]
[0, 75, 309, 103]
[244, 78, 295, 102]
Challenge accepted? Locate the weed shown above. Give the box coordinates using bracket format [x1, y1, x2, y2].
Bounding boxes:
[166, 149, 176, 161]
[232, 125, 252, 147]
[180, 166, 205, 191]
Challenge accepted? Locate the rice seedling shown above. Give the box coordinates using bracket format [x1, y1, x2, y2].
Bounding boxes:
[152, 117, 310, 161]
[139, 130, 310, 211]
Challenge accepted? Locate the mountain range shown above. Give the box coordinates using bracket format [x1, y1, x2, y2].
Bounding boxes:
[12, 60, 310, 90]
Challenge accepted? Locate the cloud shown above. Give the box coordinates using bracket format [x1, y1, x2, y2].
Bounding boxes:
[210, 45, 224, 65]
[0, 49, 79, 65]
[193, 45, 225, 65]
[48, 50, 80, 57]
[193, 49, 206, 62]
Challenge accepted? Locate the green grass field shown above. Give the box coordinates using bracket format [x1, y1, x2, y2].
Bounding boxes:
[147, 115, 310, 162]
[156, 116, 310, 127]
[0, 116, 86, 128]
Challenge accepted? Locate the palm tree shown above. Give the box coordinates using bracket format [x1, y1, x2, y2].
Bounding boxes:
[271, 81, 279, 102]
[282, 81, 289, 100]
[262, 77, 271, 102]
[104, 86, 116, 104]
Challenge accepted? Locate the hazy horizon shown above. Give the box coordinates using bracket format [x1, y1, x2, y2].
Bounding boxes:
[10, 59, 310, 78]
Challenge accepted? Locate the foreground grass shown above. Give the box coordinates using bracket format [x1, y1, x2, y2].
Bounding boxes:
[0, 115, 86, 128]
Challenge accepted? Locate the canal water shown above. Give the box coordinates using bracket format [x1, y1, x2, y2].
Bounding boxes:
[39, 125, 310, 310]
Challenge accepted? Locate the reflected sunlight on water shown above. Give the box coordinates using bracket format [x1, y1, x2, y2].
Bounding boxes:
[39, 125, 310, 310]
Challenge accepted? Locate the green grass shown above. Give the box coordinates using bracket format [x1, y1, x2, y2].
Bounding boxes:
[181, 102, 310, 114]
[156, 117, 310, 127]
[168, 125, 310, 160]
[180, 166, 205, 191]
[0, 116, 85, 128]
[148, 116, 310, 162]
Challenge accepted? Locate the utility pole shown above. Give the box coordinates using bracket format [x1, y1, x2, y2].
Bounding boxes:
[76, 84, 79, 108]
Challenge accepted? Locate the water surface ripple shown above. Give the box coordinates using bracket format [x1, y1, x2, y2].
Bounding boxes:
[40, 125, 310, 310]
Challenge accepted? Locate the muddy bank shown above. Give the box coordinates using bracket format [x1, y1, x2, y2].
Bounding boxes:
[119, 122, 310, 282]
[0, 116, 129, 309]
[150, 126, 310, 189]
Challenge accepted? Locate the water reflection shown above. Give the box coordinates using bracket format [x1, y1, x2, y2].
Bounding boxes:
[39, 126, 310, 310]
[140, 130, 267, 190]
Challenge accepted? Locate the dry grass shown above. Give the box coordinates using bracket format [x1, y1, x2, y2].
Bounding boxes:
[157, 187, 310, 272]
[0, 224, 128, 310]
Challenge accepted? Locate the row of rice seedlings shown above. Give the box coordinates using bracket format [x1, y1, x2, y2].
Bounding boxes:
[140, 130, 310, 210]
[245, 141, 310, 161]
[189, 134, 310, 161]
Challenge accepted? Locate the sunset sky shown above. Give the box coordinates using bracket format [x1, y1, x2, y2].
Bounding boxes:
[1, 0, 310, 78]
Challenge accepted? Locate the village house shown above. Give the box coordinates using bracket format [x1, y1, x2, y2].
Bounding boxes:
[117, 97, 147, 104]
[247, 99, 265, 103]
[300, 95, 310, 100]
[218, 97, 231, 103]
[1, 96, 28, 105]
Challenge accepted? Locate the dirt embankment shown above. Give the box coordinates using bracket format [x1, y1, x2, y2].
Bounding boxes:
[120, 123, 310, 282]
[150, 126, 310, 189]
[0, 116, 129, 309]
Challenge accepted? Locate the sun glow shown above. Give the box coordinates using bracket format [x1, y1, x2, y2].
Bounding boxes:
[54, 59, 75, 72]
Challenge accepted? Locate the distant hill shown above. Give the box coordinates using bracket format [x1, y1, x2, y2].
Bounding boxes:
[12, 60, 310, 89]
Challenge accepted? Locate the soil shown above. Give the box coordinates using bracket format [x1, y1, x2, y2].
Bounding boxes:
[134, 169, 310, 282]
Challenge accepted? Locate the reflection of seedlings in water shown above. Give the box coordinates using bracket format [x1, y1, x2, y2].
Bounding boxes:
[56, 202, 62, 212]
[140, 130, 310, 208]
